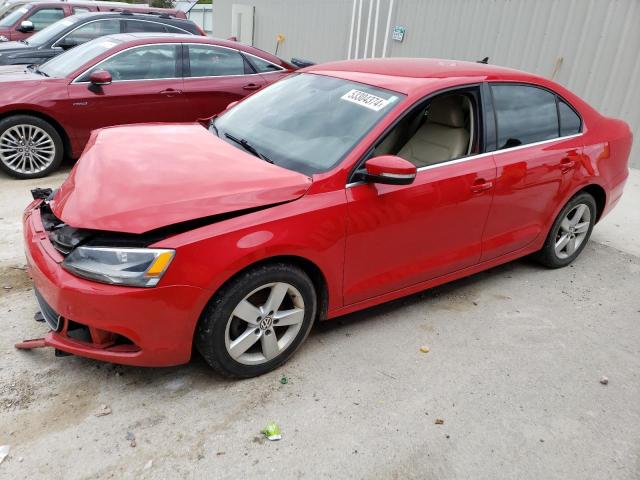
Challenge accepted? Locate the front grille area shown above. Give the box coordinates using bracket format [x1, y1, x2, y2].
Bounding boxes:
[39, 203, 92, 257]
[34, 288, 63, 332]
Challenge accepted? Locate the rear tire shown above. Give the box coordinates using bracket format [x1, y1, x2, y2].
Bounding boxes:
[535, 192, 597, 268]
[0, 115, 63, 179]
[195, 263, 317, 378]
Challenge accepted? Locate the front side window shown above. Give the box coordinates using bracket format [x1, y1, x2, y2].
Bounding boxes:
[125, 20, 168, 33]
[80, 44, 179, 81]
[27, 7, 65, 30]
[187, 45, 249, 77]
[213, 73, 403, 175]
[58, 19, 121, 48]
[372, 91, 477, 168]
[0, 6, 29, 27]
[492, 84, 559, 149]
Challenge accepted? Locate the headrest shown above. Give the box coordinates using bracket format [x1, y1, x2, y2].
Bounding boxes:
[428, 96, 466, 128]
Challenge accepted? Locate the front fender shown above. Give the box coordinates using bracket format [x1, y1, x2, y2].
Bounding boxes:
[153, 189, 348, 314]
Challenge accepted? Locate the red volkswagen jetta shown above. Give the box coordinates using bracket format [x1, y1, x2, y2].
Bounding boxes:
[21, 59, 631, 378]
[0, 33, 294, 178]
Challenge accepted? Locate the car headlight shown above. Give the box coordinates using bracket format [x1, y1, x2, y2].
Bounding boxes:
[0, 36, 7, 42]
[62, 247, 175, 287]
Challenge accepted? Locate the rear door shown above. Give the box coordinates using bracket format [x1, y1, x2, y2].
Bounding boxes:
[182, 43, 266, 119]
[480, 83, 583, 261]
[66, 43, 188, 149]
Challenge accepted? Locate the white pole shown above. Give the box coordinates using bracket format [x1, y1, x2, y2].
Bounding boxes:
[371, 0, 381, 57]
[354, 0, 363, 60]
[382, 0, 394, 58]
[347, 0, 357, 59]
[363, 0, 373, 59]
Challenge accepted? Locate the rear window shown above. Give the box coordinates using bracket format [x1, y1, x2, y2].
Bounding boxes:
[247, 55, 282, 73]
[491, 84, 559, 149]
[558, 99, 581, 136]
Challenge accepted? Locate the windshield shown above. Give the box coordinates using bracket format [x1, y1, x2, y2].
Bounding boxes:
[0, 4, 28, 27]
[213, 73, 403, 175]
[39, 36, 123, 78]
[0, 3, 19, 20]
[26, 16, 75, 45]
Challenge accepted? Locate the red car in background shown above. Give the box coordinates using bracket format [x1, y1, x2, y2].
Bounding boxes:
[0, 33, 295, 178]
[0, 0, 186, 41]
[20, 59, 631, 378]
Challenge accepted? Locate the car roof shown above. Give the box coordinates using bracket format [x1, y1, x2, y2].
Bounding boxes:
[305, 57, 548, 95]
[73, 11, 186, 21]
[100, 32, 223, 42]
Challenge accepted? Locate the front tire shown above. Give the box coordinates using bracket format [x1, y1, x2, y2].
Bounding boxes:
[536, 192, 597, 268]
[0, 115, 63, 179]
[195, 263, 317, 378]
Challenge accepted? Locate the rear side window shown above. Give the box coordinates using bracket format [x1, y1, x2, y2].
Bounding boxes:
[27, 7, 65, 30]
[187, 45, 250, 77]
[558, 100, 581, 136]
[125, 20, 169, 33]
[247, 55, 282, 73]
[491, 84, 559, 149]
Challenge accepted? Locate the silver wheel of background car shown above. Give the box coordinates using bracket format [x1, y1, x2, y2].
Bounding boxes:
[0, 124, 56, 175]
[554, 203, 592, 259]
[225, 282, 305, 366]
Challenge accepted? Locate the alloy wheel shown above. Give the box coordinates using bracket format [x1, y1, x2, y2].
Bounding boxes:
[224, 282, 305, 365]
[554, 203, 591, 259]
[0, 124, 56, 175]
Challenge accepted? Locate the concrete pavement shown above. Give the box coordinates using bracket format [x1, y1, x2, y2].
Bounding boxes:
[0, 166, 638, 479]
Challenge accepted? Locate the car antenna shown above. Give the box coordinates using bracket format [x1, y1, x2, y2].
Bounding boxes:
[477, 56, 489, 64]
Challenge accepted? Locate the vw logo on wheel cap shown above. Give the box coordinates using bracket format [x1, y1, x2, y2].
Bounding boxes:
[259, 316, 273, 330]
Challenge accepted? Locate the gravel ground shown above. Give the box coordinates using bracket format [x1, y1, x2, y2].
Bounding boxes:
[0, 165, 638, 480]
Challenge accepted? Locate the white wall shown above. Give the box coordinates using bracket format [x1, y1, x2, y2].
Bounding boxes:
[211, 0, 640, 168]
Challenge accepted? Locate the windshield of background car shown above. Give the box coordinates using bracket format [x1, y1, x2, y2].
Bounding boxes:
[0, 4, 28, 27]
[213, 73, 404, 175]
[26, 16, 76, 45]
[38, 35, 124, 77]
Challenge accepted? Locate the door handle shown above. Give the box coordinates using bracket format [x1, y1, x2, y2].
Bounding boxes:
[242, 83, 262, 91]
[560, 157, 576, 173]
[471, 179, 493, 193]
[160, 88, 182, 97]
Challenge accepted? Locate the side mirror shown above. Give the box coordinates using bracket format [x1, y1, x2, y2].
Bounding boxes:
[363, 155, 417, 185]
[18, 20, 34, 33]
[57, 38, 78, 50]
[89, 70, 112, 86]
[226, 100, 239, 110]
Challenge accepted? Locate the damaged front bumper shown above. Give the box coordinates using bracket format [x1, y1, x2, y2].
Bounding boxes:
[19, 198, 210, 367]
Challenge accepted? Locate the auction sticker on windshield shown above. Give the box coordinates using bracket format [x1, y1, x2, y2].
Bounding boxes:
[341, 89, 397, 111]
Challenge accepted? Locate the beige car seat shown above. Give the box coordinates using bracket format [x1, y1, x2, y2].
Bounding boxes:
[398, 96, 470, 168]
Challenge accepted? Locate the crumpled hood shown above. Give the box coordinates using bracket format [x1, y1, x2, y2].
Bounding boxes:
[51, 123, 312, 234]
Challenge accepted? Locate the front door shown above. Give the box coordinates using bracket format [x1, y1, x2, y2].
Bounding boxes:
[65, 43, 188, 151]
[343, 88, 496, 304]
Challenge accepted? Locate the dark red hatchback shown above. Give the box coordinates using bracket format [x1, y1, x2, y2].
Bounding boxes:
[0, 33, 295, 178]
